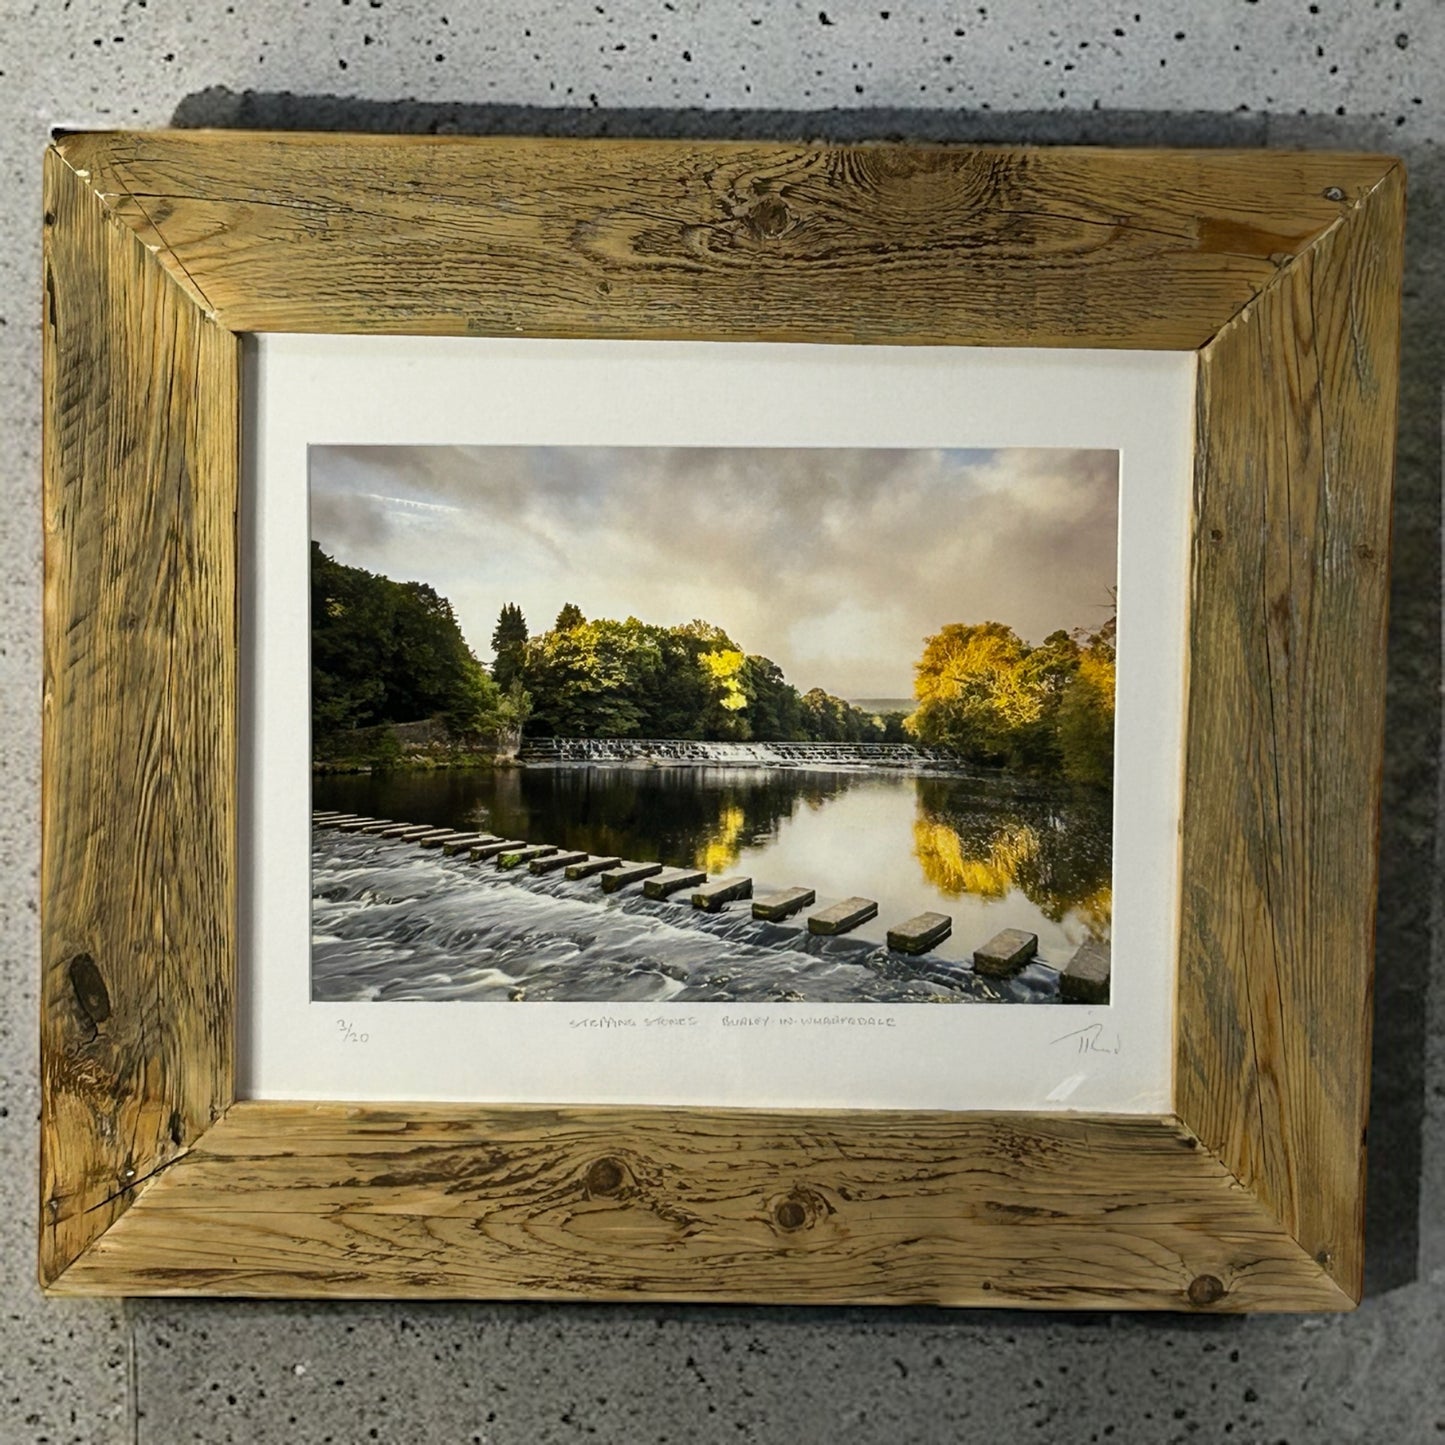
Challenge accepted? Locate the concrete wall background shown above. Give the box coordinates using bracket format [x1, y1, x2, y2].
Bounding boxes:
[2, 3, 1441, 1441]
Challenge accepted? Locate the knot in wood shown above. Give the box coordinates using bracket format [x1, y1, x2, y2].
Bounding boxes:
[772, 1187, 828, 1233]
[774, 1199, 807, 1231]
[585, 1156, 627, 1197]
[747, 195, 792, 239]
[1187, 1273, 1225, 1306]
[68, 953, 111, 1025]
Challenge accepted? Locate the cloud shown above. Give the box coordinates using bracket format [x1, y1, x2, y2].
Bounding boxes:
[310, 444, 1117, 699]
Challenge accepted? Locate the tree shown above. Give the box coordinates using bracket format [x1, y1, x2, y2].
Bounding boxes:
[908, 621, 1039, 765]
[554, 601, 585, 632]
[520, 618, 662, 737]
[741, 655, 805, 741]
[698, 648, 751, 739]
[905, 616, 1113, 783]
[878, 710, 911, 743]
[1056, 646, 1115, 786]
[310, 542, 507, 747]
[490, 602, 529, 690]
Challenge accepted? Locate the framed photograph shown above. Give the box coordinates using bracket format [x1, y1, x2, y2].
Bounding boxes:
[41, 132, 1403, 1309]
[248, 337, 1188, 1115]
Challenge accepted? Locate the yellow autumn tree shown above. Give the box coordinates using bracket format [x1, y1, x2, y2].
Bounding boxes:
[907, 621, 1041, 765]
[698, 648, 751, 739]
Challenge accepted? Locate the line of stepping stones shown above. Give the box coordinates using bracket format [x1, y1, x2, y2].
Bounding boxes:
[312, 810, 1109, 1000]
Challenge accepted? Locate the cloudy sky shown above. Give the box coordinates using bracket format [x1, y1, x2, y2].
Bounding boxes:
[310, 445, 1118, 701]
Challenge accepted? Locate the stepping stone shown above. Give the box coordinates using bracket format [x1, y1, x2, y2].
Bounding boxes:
[530, 850, 589, 875]
[600, 861, 664, 893]
[381, 823, 434, 839]
[497, 844, 558, 869]
[311, 811, 349, 822]
[752, 887, 816, 922]
[1060, 939, 1111, 1004]
[470, 838, 527, 860]
[643, 868, 708, 900]
[411, 828, 458, 845]
[973, 928, 1038, 977]
[692, 877, 752, 912]
[420, 830, 476, 848]
[887, 911, 953, 956]
[335, 817, 384, 832]
[564, 855, 623, 880]
[442, 833, 500, 855]
[807, 897, 878, 936]
[353, 819, 400, 835]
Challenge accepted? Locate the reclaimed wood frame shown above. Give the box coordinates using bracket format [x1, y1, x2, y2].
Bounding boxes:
[41, 131, 1403, 1310]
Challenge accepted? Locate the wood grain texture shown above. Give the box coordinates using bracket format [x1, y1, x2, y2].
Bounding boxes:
[40, 149, 239, 1286]
[38, 133, 1402, 1308]
[1177, 162, 1403, 1302]
[55, 131, 1394, 348]
[50, 1103, 1350, 1310]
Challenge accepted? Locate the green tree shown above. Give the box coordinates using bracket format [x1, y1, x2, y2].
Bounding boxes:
[879, 710, 911, 743]
[741, 655, 806, 741]
[521, 618, 663, 737]
[310, 543, 389, 732]
[554, 601, 585, 632]
[1056, 646, 1115, 786]
[800, 687, 848, 742]
[490, 602, 529, 690]
[310, 542, 506, 747]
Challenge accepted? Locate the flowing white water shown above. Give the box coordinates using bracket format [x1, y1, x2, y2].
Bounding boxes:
[311, 832, 1065, 1005]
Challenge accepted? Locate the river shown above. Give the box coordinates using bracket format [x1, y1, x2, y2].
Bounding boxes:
[312, 763, 1111, 1005]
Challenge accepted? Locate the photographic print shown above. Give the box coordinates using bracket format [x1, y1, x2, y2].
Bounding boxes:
[310, 445, 1118, 1007]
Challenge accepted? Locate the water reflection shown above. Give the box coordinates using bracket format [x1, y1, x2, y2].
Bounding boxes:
[313, 763, 1111, 959]
[475, 766, 861, 874]
[911, 778, 1112, 942]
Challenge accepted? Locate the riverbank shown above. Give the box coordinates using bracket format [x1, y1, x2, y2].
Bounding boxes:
[315, 716, 519, 774]
[315, 751, 516, 776]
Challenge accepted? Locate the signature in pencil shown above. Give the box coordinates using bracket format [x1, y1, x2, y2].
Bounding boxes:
[1050, 1021, 1121, 1056]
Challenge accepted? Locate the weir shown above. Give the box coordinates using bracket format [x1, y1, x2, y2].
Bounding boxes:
[518, 737, 964, 768]
[310, 810, 1111, 998]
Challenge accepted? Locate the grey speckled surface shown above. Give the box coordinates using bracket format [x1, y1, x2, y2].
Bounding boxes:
[2, 4, 1441, 1443]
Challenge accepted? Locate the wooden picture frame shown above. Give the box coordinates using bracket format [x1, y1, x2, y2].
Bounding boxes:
[41, 131, 1403, 1309]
